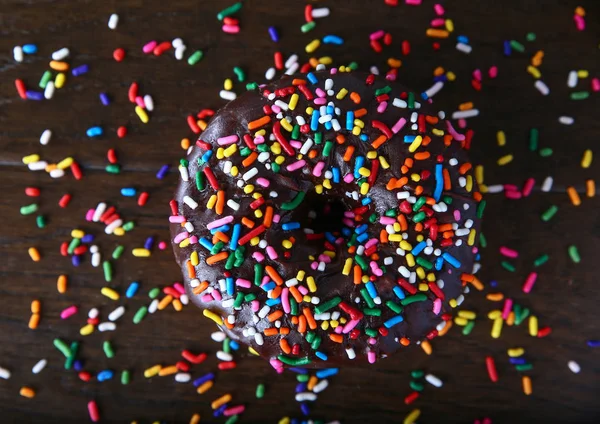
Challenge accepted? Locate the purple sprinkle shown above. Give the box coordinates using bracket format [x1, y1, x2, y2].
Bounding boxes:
[268, 26, 279, 42]
[73, 360, 84, 371]
[81, 234, 95, 243]
[213, 404, 227, 417]
[72, 255, 81, 267]
[288, 367, 308, 374]
[192, 372, 214, 387]
[503, 40, 511, 56]
[509, 357, 527, 365]
[300, 402, 310, 416]
[26, 90, 44, 100]
[144, 236, 155, 250]
[99, 92, 111, 106]
[490, 280, 498, 287]
[72, 64, 89, 76]
[295, 382, 306, 393]
[156, 164, 169, 179]
[587, 340, 600, 347]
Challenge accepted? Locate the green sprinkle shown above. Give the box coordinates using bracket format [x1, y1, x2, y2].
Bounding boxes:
[244, 293, 256, 302]
[291, 125, 300, 140]
[568, 245, 581, 263]
[515, 363, 533, 372]
[365, 328, 378, 337]
[415, 257, 433, 270]
[148, 288, 160, 299]
[281, 192, 306, 211]
[412, 211, 426, 223]
[301, 21, 316, 33]
[133, 306, 148, 324]
[67, 237, 80, 254]
[211, 241, 225, 255]
[254, 264, 263, 286]
[529, 128, 538, 151]
[103, 341, 115, 358]
[122, 221, 135, 231]
[500, 261, 516, 272]
[20, 204, 38, 215]
[385, 208, 398, 217]
[314, 296, 342, 315]
[121, 370, 130, 385]
[348, 62, 359, 71]
[386, 301, 403, 314]
[509, 40, 525, 52]
[400, 293, 427, 306]
[112, 245, 124, 260]
[442, 195, 453, 204]
[224, 251, 236, 269]
[39, 71, 52, 89]
[271, 163, 280, 173]
[354, 255, 368, 271]
[314, 132, 323, 144]
[187, 50, 203, 65]
[290, 297, 298, 316]
[477, 200, 487, 219]
[570, 91, 590, 100]
[411, 370, 424, 378]
[217, 2, 242, 20]
[225, 415, 239, 424]
[515, 307, 530, 326]
[310, 336, 321, 350]
[533, 254, 549, 267]
[233, 66, 245, 82]
[277, 355, 312, 366]
[360, 288, 376, 308]
[412, 197, 426, 212]
[462, 320, 475, 335]
[407, 92, 415, 109]
[256, 383, 265, 398]
[36, 215, 46, 228]
[526, 32, 536, 41]
[480, 232, 487, 248]
[195, 172, 206, 191]
[323, 141, 334, 157]
[233, 292, 244, 309]
[180, 159, 189, 167]
[368, 213, 377, 224]
[306, 331, 315, 343]
[297, 374, 309, 382]
[223, 338, 231, 354]
[106, 164, 121, 174]
[374, 86, 392, 96]
[541, 205, 558, 221]
[102, 261, 113, 282]
[246, 82, 258, 90]
[409, 380, 424, 391]
[363, 308, 382, 317]
[64, 341, 79, 370]
[539, 147, 553, 157]
[53, 338, 71, 358]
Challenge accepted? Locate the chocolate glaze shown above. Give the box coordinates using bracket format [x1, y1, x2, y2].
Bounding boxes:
[171, 71, 481, 367]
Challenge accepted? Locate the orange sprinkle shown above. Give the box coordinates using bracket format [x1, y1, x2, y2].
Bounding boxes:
[28, 313, 40, 330]
[426, 28, 449, 38]
[421, 340, 433, 355]
[269, 286, 282, 299]
[459, 163, 472, 175]
[442, 230, 454, 239]
[567, 186, 581, 206]
[433, 67, 445, 76]
[49, 60, 69, 71]
[425, 116, 439, 124]
[20, 387, 35, 398]
[443, 134, 453, 146]
[343, 146, 355, 161]
[289, 286, 303, 303]
[211, 394, 232, 410]
[186, 260, 196, 278]
[216, 190, 225, 215]
[354, 108, 367, 118]
[303, 308, 317, 330]
[242, 152, 258, 167]
[414, 152, 431, 160]
[439, 223, 453, 232]
[193, 281, 209, 295]
[265, 265, 283, 285]
[586, 179, 595, 197]
[347, 245, 357, 254]
[292, 78, 307, 85]
[379, 229, 389, 243]
[224, 321, 234, 329]
[213, 231, 230, 243]
[307, 376, 318, 391]
[206, 252, 228, 265]
[241, 217, 255, 228]
[263, 328, 278, 336]
[158, 365, 178, 376]
[297, 315, 307, 333]
[335, 134, 346, 144]
[353, 265, 362, 285]
[268, 310, 284, 322]
[486, 293, 504, 301]
[473, 192, 483, 202]
[308, 150, 318, 159]
[263, 206, 274, 228]
[438, 320, 452, 336]
[309, 57, 319, 68]
[248, 116, 271, 130]
[31, 300, 41, 314]
[349, 92, 361, 104]
[400, 337, 410, 346]
[181, 138, 191, 150]
[197, 380, 214, 394]
[291, 316, 299, 325]
[443, 168, 451, 190]
[280, 327, 290, 335]
[387, 58, 402, 68]
[279, 338, 291, 354]
[371, 135, 388, 149]
[507, 311, 515, 326]
[329, 334, 343, 343]
[421, 135, 432, 146]
[415, 185, 424, 196]
[57, 275, 68, 294]
[415, 222, 423, 232]
[459, 102, 474, 111]
[398, 214, 408, 231]
[28, 247, 41, 262]
[158, 295, 173, 310]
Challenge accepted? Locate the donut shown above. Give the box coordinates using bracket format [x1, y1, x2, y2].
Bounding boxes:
[170, 69, 484, 368]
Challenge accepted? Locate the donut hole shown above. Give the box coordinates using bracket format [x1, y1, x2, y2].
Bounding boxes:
[307, 198, 347, 234]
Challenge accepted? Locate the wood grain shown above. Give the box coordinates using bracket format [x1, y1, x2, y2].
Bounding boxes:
[0, 0, 599, 422]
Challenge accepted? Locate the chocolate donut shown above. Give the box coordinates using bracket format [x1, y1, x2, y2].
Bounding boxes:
[170, 70, 484, 368]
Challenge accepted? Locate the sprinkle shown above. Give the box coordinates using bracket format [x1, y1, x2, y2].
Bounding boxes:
[568, 245, 581, 263]
[558, 116, 574, 125]
[403, 409, 421, 424]
[522, 376, 532, 395]
[581, 150, 592, 168]
[20, 387, 35, 399]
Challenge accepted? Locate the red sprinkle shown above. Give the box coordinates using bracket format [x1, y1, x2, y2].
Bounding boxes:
[58, 194, 71, 208]
[304, 5, 313, 22]
[79, 371, 92, 382]
[117, 126, 127, 138]
[113, 48, 125, 62]
[486, 356, 498, 382]
[218, 361, 237, 371]
[181, 350, 207, 364]
[274, 52, 284, 70]
[128, 83, 138, 103]
[153, 41, 171, 56]
[138, 192, 149, 207]
[88, 400, 100, 422]
[107, 148, 118, 164]
[15, 79, 27, 99]
[70, 162, 83, 180]
[404, 391, 419, 405]
[25, 187, 41, 197]
[187, 115, 201, 134]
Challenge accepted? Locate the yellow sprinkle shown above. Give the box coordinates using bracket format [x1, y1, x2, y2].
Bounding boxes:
[279, 418, 291, 424]
[466, 175, 473, 192]
[445, 19, 454, 32]
[114, 227, 125, 236]
[135, 106, 149, 123]
[243, 185, 254, 194]
[454, 317, 468, 326]
[508, 347, 525, 357]
[577, 69, 588, 78]
[488, 310, 502, 320]
[315, 184, 323, 194]
[458, 310, 476, 320]
[305, 39, 320, 53]
[378, 156, 390, 169]
[101, 287, 120, 300]
[203, 309, 223, 325]
[280, 118, 293, 132]
[173, 299, 183, 311]
[132, 248, 151, 257]
[366, 151, 378, 159]
[57, 157, 74, 169]
[144, 365, 162, 378]
[491, 317, 503, 339]
[207, 195, 217, 209]
[197, 380, 213, 394]
[358, 167, 371, 177]
[527, 65, 541, 79]
[282, 240, 293, 249]
[305, 277, 316, 293]
[497, 154, 513, 166]
[80, 324, 95, 336]
[421, 340, 432, 355]
[320, 321, 329, 331]
[288, 93, 299, 110]
[467, 229, 476, 246]
[223, 144, 237, 157]
[230, 166, 239, 177]
[22, 154, 40, 164]
[323, 179, 332, 189]
[408, 135, 422, 153]
[190, 251, 199, 266]
[432, 128, 444, 136]
[581, 149, 592, 168]
[529, 315, 538, 337]
[497, 130, 506, 146]
[71, 229, 85, 239]
[403, 409, 421, 424]
[399, 241, 412, 251]
[55, 72, 66, 88]
[417, 282, 428, 291]
[475, 165, 484, 184]
[248, 346, 260, 355]
[296, 270, 305, 281]
[223, 78, 233, 91]
[446, 71, 456, 81]
[336, 88, 348, 100]
[405, 254, 415, 268]
[522, 376, 532, 395]
[359, 182, 369, 195]
[318, 56, 332, 65]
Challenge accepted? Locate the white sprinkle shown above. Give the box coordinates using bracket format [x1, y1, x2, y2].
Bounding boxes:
[370, 66, 380, 75]
[315, 64, 326, 71]
[541, 176, 553, 192]
[284, 54, 298, 69]
[40, 129, 52, 146]
[295, 392, 317, 402]
[0, 367, 11, 380]
[172, 38, 184, 49]
[313, 379, 329, 393]
[108, 306, 125, 322]
[254, 333, 264, 345]
[486, 184, 504, 193]
[534, 80, 550, 96]
[216, 351, 233, 362]
[393, 98, 407, 108]
[311, 7, 330, 18]
[451, 109, 480, 120]
[325, 78, 334, 90]
[456, 42, 472, 54]
[265, 67, 276, 80]
[144, 95, 154, 111]
[424, 81, 444, 99]
[108, 13, 119, 30]
[258, 305, 270, 319]
[345, 348, 356, 359]
[32, 359, 47, 374]
[567, 71, 578, 88]
[285, 61, 299, 75]
[88, 308, 99, 319]
[274, 100, 289, 111]
[44, 81, 55, 99]
[211, 331, 226, 342]
[180, 294, 189, 305]
[558, 116, 574, 125]
[148, 299, 159, 314]
[93, 202, 106, 222]
[568, 360, 581, 374]
[182, 195, 198, 209]
[49, 168, 65, 178]
[51, 47, 70, 61]
[242, 167, 259, 181]
[91, 252, 101, 267]
[28, 161, 48, 171]
[13, 46, 24, 63]
[221, 299, 234, 308]
[425, 373, 443, 387]
[179, 165, 189, 182]
[98, 322, 116, 332]
[227, 199, 240, 211]
[175, 45, 186, 60]
[175, 373, 191, 383]
[104, 219, 123, 234]
[219, 90, 237, 101]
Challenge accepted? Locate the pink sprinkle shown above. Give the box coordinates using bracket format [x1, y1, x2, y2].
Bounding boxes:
[253, 135, 265, 144]
[224, 405, 245, 417]
[318, 254, 332, 263]
[169, 215, 185, 223]
[458, 118, 467, 129]
[235, 278, 251, 288]
[343, 211, 355, 218]
[281, 288, 291, 313]
[385, 70, 397, 81]
[504, 184, 519, 191]
[85, 209, 95, 221]
[434, 4, 445, 15]
[446, 121, 465, 141]
[315, 88, 326, 98]
[505, 190, 522, 200]
[392, 117, 407, 134]
[367, 351, 376, 364]
[431, 18, 445, 27]
[342, 319, 360, 334]
[312, 161, 325, 177]
[377, 101, 388, 113]
[433, 298, 442, 315]
[173, 231, 189, 244]
[310, 262, 318, 270]
[574, 15, 585, 31]
[405, 0, 422, 5]
[270, 358, 284, 373]
[286, 160, 306, 172]
[222, 24, 240, 34]
[522, 272, 538, 294]
[501, 298, 513, 320]
[368, 337, 377, 345]
[60, 305, 78, 319]
[135, 96, 145, 108]
[313, 97, 327, 105]
[272, 214, 281, 224]
[271, 104, 281, 114]
[206, 216, 234, 230]
[370, 261, 383, 276]
[522, 178, 535, 197]
[365, 238, 379, 249]
[261, 276, 270, 286]
[201, 294, 212, 302]
[489, 66, 498, 79]
[298, 285, 308, 296]
[252, 252, 265, 262]
[370, 30, 385, 41]
[591, 78, 600, 92]
[266, 246, 278, 260]
[188, 236, 198, 244]
[142, 41, 157, 54]
[453, 209, 461, 221]
[473, 69, 482, 81]
[212, 290, 222, 302]
[173, 283, 185, 294]
[256, 177, 270, 187]
[158, 241, 167, 250]
[334, 325, 343, 334]
[380, 217, 396, 225]
[342, 218, 354, 227]
[499, 246, 519, 258]
[251, 300, 259, 312]
[330, 68, 338, 75]
[343, 173, 354, 183]
[217, 135, 239, 146]
[289, 140, 303, 149]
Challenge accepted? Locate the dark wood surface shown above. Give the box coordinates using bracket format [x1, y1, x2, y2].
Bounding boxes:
[1, 0, 599, 422]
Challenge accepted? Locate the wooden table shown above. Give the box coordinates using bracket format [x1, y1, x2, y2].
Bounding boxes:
[1, 0, 598, 422]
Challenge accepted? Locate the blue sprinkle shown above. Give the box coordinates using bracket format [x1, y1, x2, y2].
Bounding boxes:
[288, 367, 308, 374]
[384, 315, 404, 328]
[332, 167, 340, 183]
[442, 252, 462, 268]
[434, 164, 443, 201]
[359, 134, 368, 142]
[355, 224, 368, 235]
[282, 222, 301, 231]
[324, 232, 337, 244]
[121, 187, 136, 197]
[503, 40, 511, 56]
[324, 120, 332, 131]
[230, 224, 241, 250]
[361, 197, 372, 205]
[156, 164, 169, 179]
[210, 224, 230, 234]
[22, 44, 38, 54]
[73, 360, 84, 372]
[354, 156, 364, 178]
[393, 286, 405, 300]
[345, 111, 354, 131]
[268, 26, 279, 42]
[262, 281, 276, 292]
[296, 382, 307, 393]
[265, 298, 281, 306]
[315, 368, 338, 378]
[421, 92, 429, 100]
[199, 237, 214, 251]
[490, 280, 498, 287]
[72, 255, 80, 267]
[72, 64, 89, 76]
[300, 403, 310, 416]
[315, 351, 328, 361]
[86, 126, 103, 137]
[192, 372, 215, 387]
[365, 281, 378, 299]
[412, 241, 427, 256]
[322, 35, 344, 45]
[126, 282, 139, 298]
[326, 104, 334, 115]
[97, 370, 114, 382]
[435, 256, 444, 271]
[144, 236, 155, 250]
[509, 357, 527, 365]
[310, 110, 320, 131]
[99, 92, 111, 106]
[213, 404, 227, 418]
[201, 150, 213, 163]
[341, 228, 352, 237]
[229, 340, 240, 350]
[81, 234, 94, 243]
[457, 35, 470, 44]
[587, 340, 600, 347]
[404, 135, 416, 143]
[26, 90, 44, 100]
[356, 233, 369, 243]
[306, 72, 318, 84]
[226, 277, 234, 296]
[475, 253, 481, 261]
[433, 75, 448, 83]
